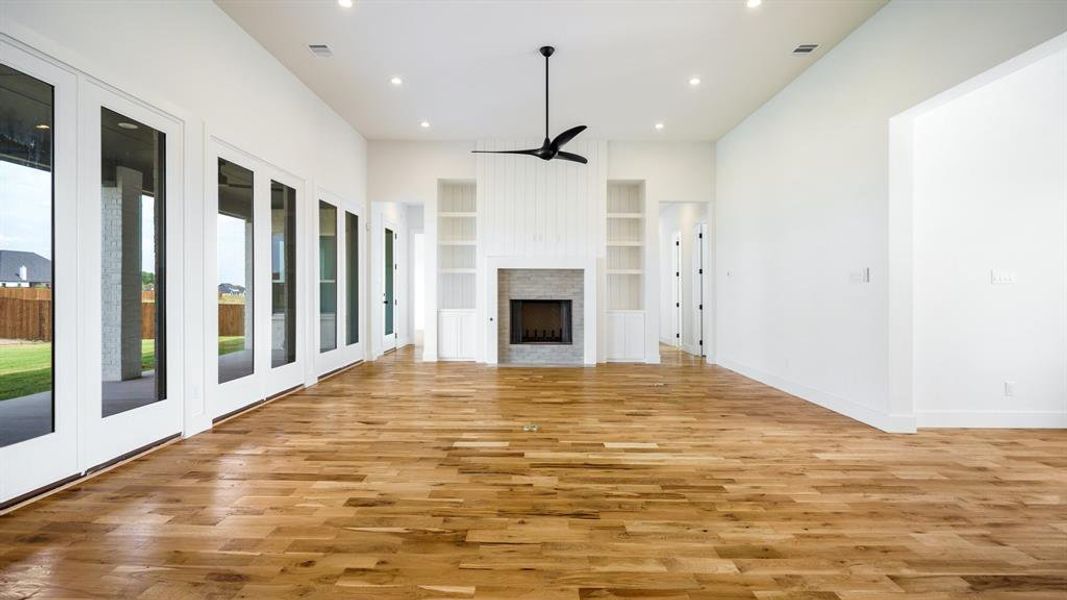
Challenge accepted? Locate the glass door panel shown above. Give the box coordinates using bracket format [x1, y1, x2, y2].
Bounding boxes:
[217, 158, 254, 383]
[345, 212, 359, 346]
[0, 64, 55, 448]
[99, 108, 166, 417]
[319, 201, 337, 352]
[271, 181, 296, 367]
[385, 227, 395, 337]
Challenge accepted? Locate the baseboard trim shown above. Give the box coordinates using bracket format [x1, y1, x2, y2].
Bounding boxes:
[917, 410, 1067, 429]
[717, 358, 916, 433]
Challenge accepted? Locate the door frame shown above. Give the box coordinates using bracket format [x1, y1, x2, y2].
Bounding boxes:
[335, 199, 366, 370]
[75, 79, 186, 469]
[0, 39, 80, 503]
[263, 166, 307, 394]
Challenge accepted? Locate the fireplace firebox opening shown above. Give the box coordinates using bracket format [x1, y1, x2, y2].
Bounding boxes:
[509, 299, 573, 344]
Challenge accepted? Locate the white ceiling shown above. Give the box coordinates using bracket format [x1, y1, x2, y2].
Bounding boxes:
[217, 0, 886, 141]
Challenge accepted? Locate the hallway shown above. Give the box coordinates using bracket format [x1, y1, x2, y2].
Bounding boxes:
[1, 346, 1064, 598]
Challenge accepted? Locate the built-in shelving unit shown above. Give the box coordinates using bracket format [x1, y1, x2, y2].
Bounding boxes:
[606, 182, 644, 310]
[437, 181, 477, 360]
[605, 181, 646, 361]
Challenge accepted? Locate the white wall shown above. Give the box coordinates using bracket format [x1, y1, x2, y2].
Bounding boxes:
[911, 47, 1066, 427]
[1, 1, 369, 436]
[715, 0, 1067, 432]
[659, 202, 707, 354]
[368, 141, 475, 204]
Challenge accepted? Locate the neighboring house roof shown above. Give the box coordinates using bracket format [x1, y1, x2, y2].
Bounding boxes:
[0, 250, 52, 284]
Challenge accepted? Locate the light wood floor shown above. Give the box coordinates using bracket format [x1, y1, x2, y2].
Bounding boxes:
[2, 346, 1065, 599]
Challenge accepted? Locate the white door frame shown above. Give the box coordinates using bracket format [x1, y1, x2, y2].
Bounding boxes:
[671, 231, 682, 348]
[263, 165, 307, 394]
[206, 141, 264, 419]
[76, 80, 185, 469]
[0, 40, 80, 503]
[330, 195, 366, 372]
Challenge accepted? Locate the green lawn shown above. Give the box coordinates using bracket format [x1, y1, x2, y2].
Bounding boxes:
[0, 336, 246, 401]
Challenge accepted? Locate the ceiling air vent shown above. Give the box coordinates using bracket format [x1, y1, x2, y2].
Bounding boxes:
[793, 44, 819, 54]
[308, 44, 333, 58]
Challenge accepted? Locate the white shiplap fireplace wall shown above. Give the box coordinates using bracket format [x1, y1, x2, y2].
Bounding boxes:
[475, 139, 607, 363]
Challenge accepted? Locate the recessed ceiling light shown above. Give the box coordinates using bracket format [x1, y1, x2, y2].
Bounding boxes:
[117, 122, 139, 130]
[34, 123, 50, 130]
[746, 0, 762, 8]
[338, 0, 353, 7]
[688, 76, 701, 87]
[420, 120, 430, 128]
[390, 76, 403, 86]
[654, 122, 664, 131]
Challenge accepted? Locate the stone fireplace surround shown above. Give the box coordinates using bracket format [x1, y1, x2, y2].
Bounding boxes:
[486, 256, 598, 365]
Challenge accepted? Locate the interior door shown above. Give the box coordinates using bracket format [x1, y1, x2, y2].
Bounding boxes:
[0, 42, 80, 504]
[671, 231, 682, 348]
[694, 223, 707, 358]
[77, 83, 184, 468]
[382, 225, 397, 352]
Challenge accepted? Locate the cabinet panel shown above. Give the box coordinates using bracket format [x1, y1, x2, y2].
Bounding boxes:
[438, 310, 475, 361]
[605, 310, 644, 362]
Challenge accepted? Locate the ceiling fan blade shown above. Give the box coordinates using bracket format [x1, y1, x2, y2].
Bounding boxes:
[471, 148, 542, 156]
[554, 151, 588, 164]
[549, 125, 587, 151]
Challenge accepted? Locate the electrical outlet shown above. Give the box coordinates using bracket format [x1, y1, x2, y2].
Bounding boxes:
[991, 270, 1016, 285]
[1004, 381, 1016, 397]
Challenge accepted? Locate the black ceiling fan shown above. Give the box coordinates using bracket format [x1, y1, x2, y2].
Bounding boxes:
[471, 46, 588, 165]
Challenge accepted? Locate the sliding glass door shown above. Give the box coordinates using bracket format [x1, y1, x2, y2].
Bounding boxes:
[77, 84, 183, 469]
[0, 44, 79, 503]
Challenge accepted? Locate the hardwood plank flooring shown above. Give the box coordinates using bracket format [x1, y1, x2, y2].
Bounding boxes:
[1, 346, 1065, 599]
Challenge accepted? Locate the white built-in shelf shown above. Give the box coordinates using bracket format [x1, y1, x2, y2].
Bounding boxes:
[438, 181, 477, 321]
[606, 181, 645, 312]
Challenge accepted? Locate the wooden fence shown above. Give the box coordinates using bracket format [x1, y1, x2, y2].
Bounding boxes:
[0, 288, 246, 341]
[0, 295, 52, 341]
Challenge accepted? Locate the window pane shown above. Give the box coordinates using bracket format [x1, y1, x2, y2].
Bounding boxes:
[218, 158, 254, 383]
[100, 108, 166, 417]
[271, 181, 296, 367]
[319, 201, 337, 352]
[0, 64, 54, 447]
[345, 212, 358, 345]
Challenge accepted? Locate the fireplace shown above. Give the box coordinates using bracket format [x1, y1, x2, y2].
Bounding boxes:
[509, 299, 573, 344]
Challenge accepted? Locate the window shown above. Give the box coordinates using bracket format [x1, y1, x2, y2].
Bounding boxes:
[0, 64, 54, 446]
[271, 181, 296, 367]
[217, 158, 254, 383]
[100, 108, 166, 417]
[345, 211, 358, 345]
[319, 201, 338, 352]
